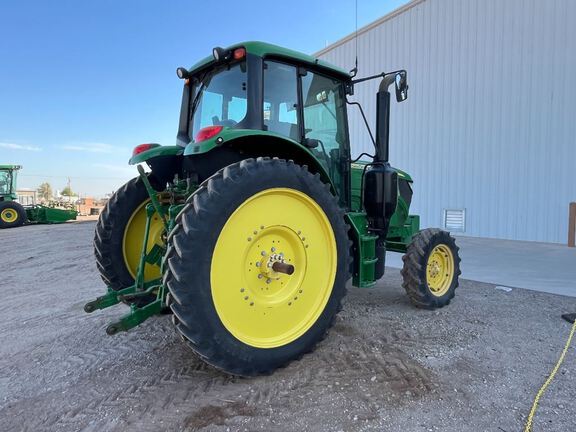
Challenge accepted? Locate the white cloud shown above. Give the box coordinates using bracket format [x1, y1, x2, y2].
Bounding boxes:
[60, 143, 116, 153]
[0, 142, 41, 151]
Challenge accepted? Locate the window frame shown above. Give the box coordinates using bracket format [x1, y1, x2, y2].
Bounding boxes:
[261, 57, 352, 207]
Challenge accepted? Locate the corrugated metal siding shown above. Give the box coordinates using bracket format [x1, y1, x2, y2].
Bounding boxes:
[317, 0, 576, 243]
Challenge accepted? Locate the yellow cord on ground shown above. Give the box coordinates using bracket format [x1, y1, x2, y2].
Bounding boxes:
[524, 319, 576, 432]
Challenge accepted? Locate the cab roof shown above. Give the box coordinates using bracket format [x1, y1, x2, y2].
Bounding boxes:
[0, 165, 21, 170]
[187, 41, 351, 81]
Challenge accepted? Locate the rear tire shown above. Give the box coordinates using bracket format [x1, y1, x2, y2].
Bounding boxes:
[401, 228, 461, 309]
[0, 201, 26, 228]
[94, 176, 164, 295]
[164, 158, 350, 376]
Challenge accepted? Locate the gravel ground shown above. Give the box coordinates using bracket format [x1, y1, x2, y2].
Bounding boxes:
[0, 222, 575, 432]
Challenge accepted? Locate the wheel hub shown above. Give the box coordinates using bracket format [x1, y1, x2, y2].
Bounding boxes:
[1, 208, 18, 223]
[242, 225, 305, 306]
[426, 244, 454, 296]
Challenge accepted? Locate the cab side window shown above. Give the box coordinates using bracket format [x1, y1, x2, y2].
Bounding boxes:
[263, 61, 300, 141]
[301, 71, 346, 157]
[301, 70, 348, 191]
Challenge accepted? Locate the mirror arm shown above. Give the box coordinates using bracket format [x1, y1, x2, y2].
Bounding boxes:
[351, 69, 406, 86]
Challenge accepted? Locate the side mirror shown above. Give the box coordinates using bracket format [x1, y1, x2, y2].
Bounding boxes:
[395, 71, 408, 102]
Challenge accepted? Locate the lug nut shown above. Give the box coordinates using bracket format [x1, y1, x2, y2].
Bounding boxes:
[261, 251, 266, 256]
[271, 247, 276, 252]
[258, 274, 263, 279]
[266, 278, 271, 284]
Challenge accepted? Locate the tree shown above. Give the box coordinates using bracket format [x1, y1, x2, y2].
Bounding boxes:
[61, 185, 74, 197]
[37, 182, 53, 201]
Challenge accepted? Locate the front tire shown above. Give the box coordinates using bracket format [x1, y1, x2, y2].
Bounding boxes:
[165, 158, 350, 376]
[401, 228, 461, 309]
[0, 201, 26, 228]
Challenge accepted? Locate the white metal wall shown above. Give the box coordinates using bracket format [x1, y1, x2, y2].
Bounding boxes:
[316, 0, 576, 243]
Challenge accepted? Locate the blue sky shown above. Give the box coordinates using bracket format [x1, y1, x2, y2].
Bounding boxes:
[0, 0, 408, 197]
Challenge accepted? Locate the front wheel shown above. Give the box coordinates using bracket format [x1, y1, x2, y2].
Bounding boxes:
[164, 158, 350, 376]
[401, 228, 461, 309]
[0, 201, 26, 228]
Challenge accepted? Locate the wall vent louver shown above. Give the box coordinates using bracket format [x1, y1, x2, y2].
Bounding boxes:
[443, 209, 465, 232]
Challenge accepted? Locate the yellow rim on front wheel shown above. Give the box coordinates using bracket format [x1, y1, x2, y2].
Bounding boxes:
[122, 201, 165, 282]
[211, 188, 338, 349]
[426, 244, 455, 297]
[1, 208, 18, 223]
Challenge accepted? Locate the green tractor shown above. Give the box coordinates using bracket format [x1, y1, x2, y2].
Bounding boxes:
[0, 164, 78, 228]
[86, 42, 461, 376]
[0, 165, 27, 228]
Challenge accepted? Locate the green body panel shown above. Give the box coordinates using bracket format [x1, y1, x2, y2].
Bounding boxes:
[187, 41, 350, 79]
[25, 205, 78, 223]
[128, 145, 183, 165]
[349, 160, 420, 263]
[346, 212, 378, 288]
[386, 215, 420, 253]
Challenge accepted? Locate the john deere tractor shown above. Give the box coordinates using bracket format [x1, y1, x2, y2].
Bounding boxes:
[86, 42, 461, 376]
[0, 165, 27, 228]
[0, 164, 78, 228]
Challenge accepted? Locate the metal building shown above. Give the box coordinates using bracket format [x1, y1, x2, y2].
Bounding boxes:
[316, 0, 576, 243]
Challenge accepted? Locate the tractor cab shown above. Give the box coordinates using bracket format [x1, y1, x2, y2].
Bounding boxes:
[0, 165, 20, 201]
[174, 42, 352, 203]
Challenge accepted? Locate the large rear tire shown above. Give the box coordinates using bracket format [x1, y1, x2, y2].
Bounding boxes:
[164, 158, 350, 376]
[94, 176, 164, 293]
[0, 201, 26, 229]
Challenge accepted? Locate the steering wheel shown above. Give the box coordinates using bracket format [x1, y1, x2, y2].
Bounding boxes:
[212, 115, 237, 127]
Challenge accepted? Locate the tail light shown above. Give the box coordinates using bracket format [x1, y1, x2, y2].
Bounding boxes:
[132, 143, 159, 157]
[195, 126, 223, 143]
[233, 47, 246, 60]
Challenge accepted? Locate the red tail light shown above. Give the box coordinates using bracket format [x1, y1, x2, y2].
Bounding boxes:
[195, 126, 223, 143]
[132, 143, 159, 157]
[233, 47, 246, 60]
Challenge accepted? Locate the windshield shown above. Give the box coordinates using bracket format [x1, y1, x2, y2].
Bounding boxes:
[0, 170, 12, 195]
[189, 62, 248, 142]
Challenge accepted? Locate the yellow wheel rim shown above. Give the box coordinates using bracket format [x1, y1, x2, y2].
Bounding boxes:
[211, 188, 337, 349]
[1, 208, 18, 223]
[426, 244, 455, 297]
[122, 201, 164, 282]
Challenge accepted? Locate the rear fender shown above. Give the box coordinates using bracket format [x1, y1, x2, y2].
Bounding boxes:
[183, 129, 336, 193]
[128, 145, 184, 186]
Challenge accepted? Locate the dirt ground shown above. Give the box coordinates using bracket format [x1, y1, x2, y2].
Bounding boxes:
[1, 222, 575, 432]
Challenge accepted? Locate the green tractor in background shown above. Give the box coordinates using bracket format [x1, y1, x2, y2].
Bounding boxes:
[0, 164, 78, 228]
[86, 42, 461, 376]
[0, 165, 27, 228]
